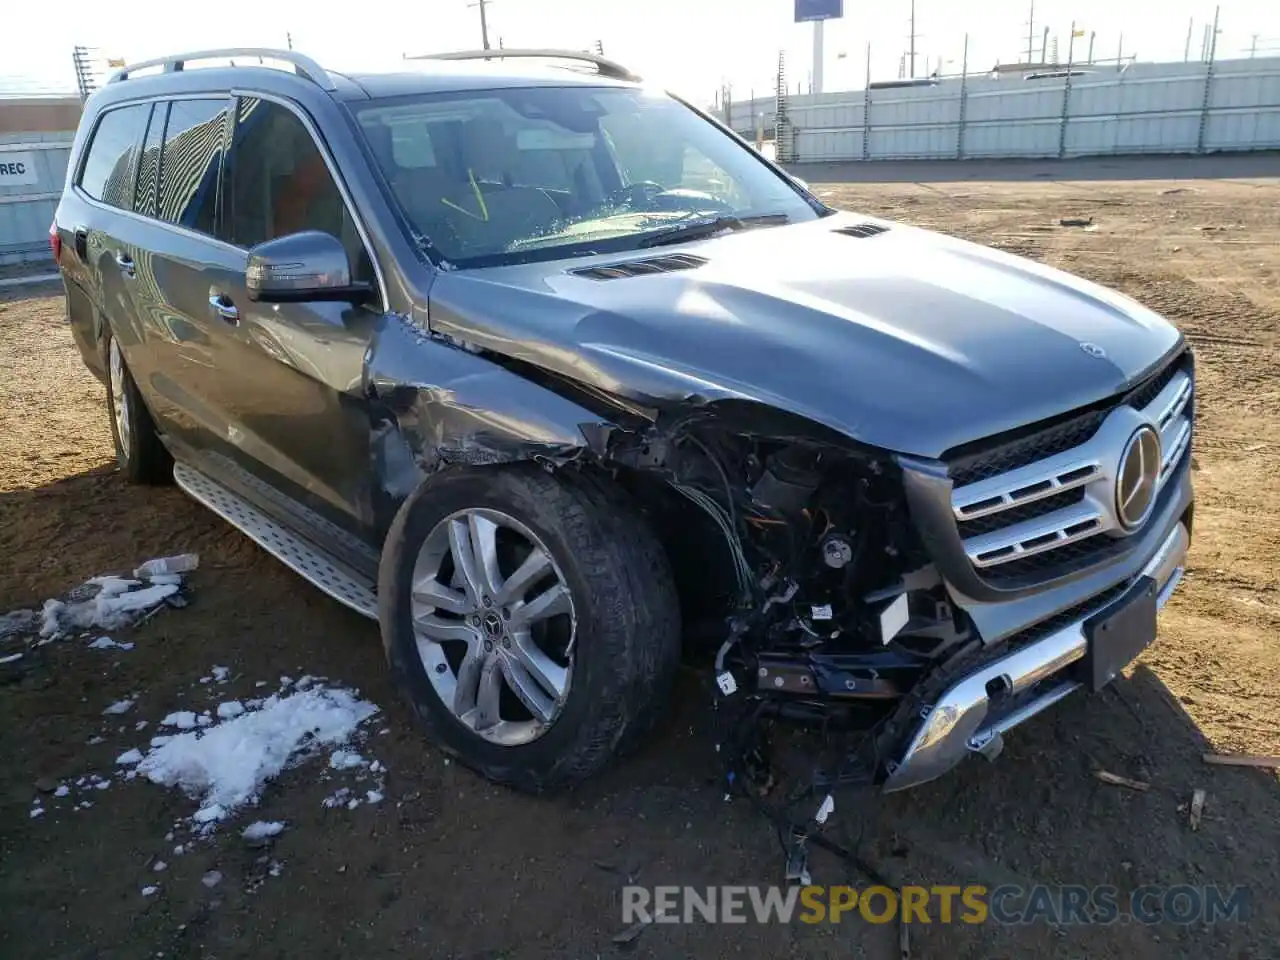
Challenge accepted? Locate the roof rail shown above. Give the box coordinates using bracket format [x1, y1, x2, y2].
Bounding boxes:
[107, 48, 336, 91]
[406, 48, 641, 83]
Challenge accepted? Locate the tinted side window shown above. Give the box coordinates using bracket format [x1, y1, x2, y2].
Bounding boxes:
[134, 102, 168, 218]
[225, 97, 367, 276]
[157, 98, 230, 235]
[79, 104, 149, 210]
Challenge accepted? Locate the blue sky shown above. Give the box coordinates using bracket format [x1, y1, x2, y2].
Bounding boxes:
[6, 0, 1279, 101]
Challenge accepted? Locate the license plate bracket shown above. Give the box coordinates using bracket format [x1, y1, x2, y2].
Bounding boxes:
[1081, 577, 1159, 692]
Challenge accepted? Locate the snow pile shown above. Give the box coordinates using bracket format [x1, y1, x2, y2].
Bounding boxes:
[40, 577, 178, 640]
[137, 685, 378, 824]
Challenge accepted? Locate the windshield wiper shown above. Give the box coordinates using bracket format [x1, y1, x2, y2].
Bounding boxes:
[636, 213, 790, 248]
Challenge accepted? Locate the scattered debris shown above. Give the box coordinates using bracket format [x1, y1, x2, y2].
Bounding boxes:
[0, 651, 23, 665]
[133, 554, 200, 579]
[1202, 752, 1280, 769]
[1093, 770, 1150, 792]
[1059, 216, 1094, 227]
[1189, 789, 1207, 831]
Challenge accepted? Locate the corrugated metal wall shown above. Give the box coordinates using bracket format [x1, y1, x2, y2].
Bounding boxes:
[728, 56, 1280, 164]
[0, 98, 79, 267]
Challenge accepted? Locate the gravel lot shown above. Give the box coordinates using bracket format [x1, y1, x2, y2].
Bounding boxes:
[2, 158, 1278, 959]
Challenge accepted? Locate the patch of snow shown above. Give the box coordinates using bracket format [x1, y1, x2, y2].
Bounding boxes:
[242, 820, 286, 841]
[135, 720, 148, 731]
[117, 748, 144, 765]
[365, 790, 384, 804]
[161, 711, 199, 729]
[193, 804, 226, 824]
[137, 686, 377, 820]
[197, 713, 212, 727]
[87, 736, 105, 745]
[103, 699, 135, 716]
[173, 844, 185, 855]
[322, 787, 352, 809]
[95, 780, 111, 790]
[329, 750, 365, 771]
[211, 666, 230, 683]
[216, 701, 245, 720]
[54, 785, 69, 798]
[279, 675, 294, 688]
[254, 681, 268, 688]
[30, 806, 44, 818]
[269, 861, 283, 878]
[40, 577, 179, 640]
[201, 870, 222, 889]
[0, 651, 23, 665]
[150, 736, 173, 747]
[141, 885, 159, 897]
[89, 636, 134, 651]
[153, 860, 167, 872]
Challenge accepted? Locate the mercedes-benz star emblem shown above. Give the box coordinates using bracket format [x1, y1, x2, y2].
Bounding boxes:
[1116, 425, 1162, 530]
[1079, 342, 1107, 359]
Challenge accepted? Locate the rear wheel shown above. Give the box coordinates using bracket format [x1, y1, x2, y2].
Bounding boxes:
[104, 329, 171, 485]
[379, 465, 680, 792]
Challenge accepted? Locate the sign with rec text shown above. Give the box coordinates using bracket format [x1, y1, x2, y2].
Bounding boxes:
[795, 0, 843, 22]
[0, 152, 39, 188]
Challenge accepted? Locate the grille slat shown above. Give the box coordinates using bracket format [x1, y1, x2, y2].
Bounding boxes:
[946, 351, 1193, 586]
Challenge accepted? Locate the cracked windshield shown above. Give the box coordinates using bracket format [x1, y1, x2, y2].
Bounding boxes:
[355, 85, 817, 266]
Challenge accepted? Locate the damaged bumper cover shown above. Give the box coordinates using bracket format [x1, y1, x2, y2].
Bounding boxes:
[884, 518, 1189, 792]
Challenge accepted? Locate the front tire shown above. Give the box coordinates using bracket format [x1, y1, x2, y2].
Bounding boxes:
[103, 328, 171, 485]
[378, 465, 680, 792]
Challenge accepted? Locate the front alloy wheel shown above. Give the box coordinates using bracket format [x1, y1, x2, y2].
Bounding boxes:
[379, 465, 681, 792]
[412, 508, 575, 745]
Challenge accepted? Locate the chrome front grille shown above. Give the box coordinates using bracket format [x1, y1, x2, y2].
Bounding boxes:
[950, 356, 1193, 580]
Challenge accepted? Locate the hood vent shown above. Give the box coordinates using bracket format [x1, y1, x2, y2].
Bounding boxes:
[834, 222, 889, 239]
[572, 253, 708, 281]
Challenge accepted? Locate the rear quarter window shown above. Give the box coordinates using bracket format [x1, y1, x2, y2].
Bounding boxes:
[78, 104, 150, 210]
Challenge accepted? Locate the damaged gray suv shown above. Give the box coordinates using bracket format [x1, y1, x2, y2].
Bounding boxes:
[53, 48, 1193, 794]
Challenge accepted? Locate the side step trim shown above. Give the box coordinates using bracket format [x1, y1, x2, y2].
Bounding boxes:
[173, 461, 378, 620]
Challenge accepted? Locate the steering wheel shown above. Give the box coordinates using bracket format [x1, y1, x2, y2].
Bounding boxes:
[611, 181, 666, 210]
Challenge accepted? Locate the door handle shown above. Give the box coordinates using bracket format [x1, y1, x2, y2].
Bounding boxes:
[208, 293, 239, 323]
[114, 251, 135, 277]
[74, 226, 88, 260]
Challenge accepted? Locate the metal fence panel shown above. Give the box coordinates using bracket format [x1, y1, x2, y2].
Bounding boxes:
[0, 137, 72, 265]
[730, 55, 1280, 163]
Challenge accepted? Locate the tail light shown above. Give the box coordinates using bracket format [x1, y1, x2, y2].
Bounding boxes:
[49, 221, 62, 265]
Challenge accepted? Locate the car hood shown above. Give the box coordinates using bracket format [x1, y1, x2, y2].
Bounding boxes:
[425, 212, 1183, 458]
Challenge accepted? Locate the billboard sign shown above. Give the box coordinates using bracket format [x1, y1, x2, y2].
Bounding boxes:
[795, 0, 843, 22]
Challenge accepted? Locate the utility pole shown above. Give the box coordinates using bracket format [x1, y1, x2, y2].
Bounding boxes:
[1249, 34, 1259, 57]
[1041, 26, 1049, 63]
[908, 0, 916, 78]
[1026, 0, 1035, 64]
[1185, 18, 1194, 61]
[1087, 31, 1095, 64]
[468, 0, 492, 50]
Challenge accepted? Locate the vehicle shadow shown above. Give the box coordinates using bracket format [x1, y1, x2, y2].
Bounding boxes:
[787, 152, 1280, 184]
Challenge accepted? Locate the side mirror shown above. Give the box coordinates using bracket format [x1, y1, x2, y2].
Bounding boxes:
[245, 231, 370, 304]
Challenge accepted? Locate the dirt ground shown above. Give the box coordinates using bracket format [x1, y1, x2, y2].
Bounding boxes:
[2, 159, 1278, 959]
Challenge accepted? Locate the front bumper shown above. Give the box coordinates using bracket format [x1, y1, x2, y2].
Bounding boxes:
[883, 518, 1189, 792]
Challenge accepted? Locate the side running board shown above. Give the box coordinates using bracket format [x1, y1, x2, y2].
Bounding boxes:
[173, 462, 378, 620]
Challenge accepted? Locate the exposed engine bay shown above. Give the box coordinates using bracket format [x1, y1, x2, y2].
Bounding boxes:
[612, 408, 974, 765]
